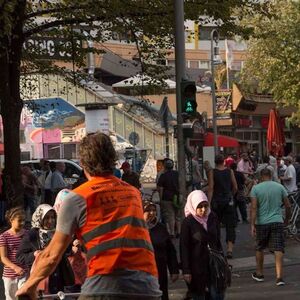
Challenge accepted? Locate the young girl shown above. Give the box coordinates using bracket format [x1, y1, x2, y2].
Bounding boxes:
[0, 207, 27, 300]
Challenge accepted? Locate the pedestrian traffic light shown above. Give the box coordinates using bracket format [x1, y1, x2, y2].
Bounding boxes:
[181, 80, 197, 116]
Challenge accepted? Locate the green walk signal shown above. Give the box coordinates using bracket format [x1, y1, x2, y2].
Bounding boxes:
[181, 80, 197, 116]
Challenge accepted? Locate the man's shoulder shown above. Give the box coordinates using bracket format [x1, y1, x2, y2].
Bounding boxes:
[52, 170, 61, 178]
[55, 189, 85, 212]
[257, 180, 283, 190]
[288, 164, 296, 172]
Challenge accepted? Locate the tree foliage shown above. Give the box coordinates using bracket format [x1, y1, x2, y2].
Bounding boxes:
[0, 0, 264, 207]
[240, 0, 300, 123]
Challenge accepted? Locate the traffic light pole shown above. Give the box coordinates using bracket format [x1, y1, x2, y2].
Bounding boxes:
[211, 29, 219, 156]
[174, 0, 187, 201]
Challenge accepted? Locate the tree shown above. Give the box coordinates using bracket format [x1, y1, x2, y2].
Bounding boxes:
[240, 0, 300, 123]
[0, 0, 263, 207]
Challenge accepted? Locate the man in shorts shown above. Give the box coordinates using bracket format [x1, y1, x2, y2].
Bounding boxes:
[17, 132, 161, 300]
[250, 168, 291, 286]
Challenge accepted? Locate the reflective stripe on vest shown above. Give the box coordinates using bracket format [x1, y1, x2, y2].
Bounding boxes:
[82, 216, 147, 244]
[87, 237, 154, 259]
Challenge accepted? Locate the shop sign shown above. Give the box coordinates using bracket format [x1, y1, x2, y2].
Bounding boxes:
[216, 90, 232, 119]
[23, 37, 82, 60]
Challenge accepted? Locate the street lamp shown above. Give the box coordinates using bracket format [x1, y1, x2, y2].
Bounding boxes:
[210, 29, 222, 156]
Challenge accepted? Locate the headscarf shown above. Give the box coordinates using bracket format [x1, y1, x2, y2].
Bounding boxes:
[143, 201, 159, 229]
[185, 190, 211, 230]
[31, 204, 56, 249]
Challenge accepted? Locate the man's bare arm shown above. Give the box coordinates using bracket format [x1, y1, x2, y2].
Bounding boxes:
[283, 196, 291, 225]
[16, 231, 72, 299]
[250, 197, 257, 237]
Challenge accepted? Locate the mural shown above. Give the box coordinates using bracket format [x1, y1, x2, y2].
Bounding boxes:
[28, 97, 85, 129]
[18, 97, 85, 158]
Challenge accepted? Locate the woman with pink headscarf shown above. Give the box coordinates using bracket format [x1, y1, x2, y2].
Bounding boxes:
[180, 190, 224, 300]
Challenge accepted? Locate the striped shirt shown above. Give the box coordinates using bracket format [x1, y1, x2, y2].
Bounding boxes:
[0, 229, 27, 278]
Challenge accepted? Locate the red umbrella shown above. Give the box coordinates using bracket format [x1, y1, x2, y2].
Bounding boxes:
[267, 109, 285, 156]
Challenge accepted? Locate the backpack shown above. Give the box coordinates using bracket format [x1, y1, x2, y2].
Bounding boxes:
[208, 246, 232, 292]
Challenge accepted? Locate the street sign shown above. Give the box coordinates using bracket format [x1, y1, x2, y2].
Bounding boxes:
[129, 132, 139, 146]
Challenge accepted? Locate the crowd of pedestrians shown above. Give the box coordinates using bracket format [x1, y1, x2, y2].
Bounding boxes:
[0, 135, 299, 299]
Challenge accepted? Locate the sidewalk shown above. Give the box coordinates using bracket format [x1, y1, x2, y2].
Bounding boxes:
[169, 262, 300, 299]
[168, 223, 300, 299]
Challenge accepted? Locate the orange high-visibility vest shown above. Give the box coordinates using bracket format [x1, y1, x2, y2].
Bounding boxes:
[74, 175, 158, 278]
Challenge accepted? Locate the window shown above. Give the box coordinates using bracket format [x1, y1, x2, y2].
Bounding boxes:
[231, 61, 242, 71]
[21, 152, 30, 161]
[189, 60, 199, 69]
[47, 144, 61, 159]
[236, 131, 260, 141]
[244, 132, 251, 140]
[236, 132, 244, 140]
[251, 132, 259, 140]
[63, 143, 77, 159]
[199, 60, 210, 69]
[167, 60, 175, 67]
[219, 131, 234, 137]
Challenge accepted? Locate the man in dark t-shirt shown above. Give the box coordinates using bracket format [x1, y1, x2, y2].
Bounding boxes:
[121, 161, 141, 190]
[157, 159, 180, 237]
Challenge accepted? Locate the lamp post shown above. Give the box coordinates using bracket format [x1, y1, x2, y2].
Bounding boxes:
[210, 29, 222, 156]
[174, 0, 187, 201]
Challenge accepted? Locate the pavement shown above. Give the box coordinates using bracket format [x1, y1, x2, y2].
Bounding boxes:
[168, 224, 300, 299]
[143, 183, 300, 299]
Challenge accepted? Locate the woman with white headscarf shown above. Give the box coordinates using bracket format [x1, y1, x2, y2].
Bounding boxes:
[17, 204, 74, 294]
[180, 190, 224, 300]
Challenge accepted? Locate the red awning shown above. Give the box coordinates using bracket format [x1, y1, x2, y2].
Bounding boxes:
[204, 132, 239, 148]
[0, 144, 4, 155]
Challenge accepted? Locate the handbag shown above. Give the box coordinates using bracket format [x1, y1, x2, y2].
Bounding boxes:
[207, 245, 231, 292]
[60, 255, 76, 287]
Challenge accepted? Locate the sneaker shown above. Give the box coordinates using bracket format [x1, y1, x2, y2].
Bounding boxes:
[276, 278, 285, 286]
[252, 272, 264, 282]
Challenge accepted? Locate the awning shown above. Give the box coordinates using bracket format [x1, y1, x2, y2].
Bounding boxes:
[0, 143, 4, 155]
[204, 132, 239, 148]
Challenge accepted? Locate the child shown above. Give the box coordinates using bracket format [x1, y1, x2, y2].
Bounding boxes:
[0, 207, 27, 300]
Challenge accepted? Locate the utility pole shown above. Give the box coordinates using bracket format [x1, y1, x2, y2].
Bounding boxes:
[211, 29, 219, 156]
[160, 97, 170, 158]
[174, 0, 187, 201]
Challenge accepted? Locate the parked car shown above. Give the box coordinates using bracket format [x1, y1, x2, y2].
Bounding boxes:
[21, 159, 82, 185]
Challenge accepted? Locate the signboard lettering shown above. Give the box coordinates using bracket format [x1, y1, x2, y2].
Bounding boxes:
[23, 37, 82, 60]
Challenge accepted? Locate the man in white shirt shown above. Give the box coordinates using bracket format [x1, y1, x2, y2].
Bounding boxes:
[280, 156, 297, 192]
[237, 153, 254, 176]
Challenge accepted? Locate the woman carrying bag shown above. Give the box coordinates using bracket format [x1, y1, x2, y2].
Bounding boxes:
[17, 204, 74, 294]
[180, 190, 228, 300]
